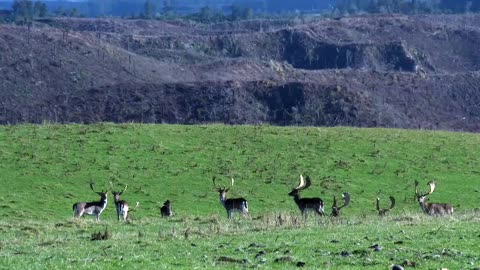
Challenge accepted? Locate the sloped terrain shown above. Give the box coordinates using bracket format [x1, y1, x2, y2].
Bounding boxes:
[1, 14, 480, 130]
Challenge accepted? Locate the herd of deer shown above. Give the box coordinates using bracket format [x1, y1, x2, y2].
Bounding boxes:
[72, 175, 453, 221]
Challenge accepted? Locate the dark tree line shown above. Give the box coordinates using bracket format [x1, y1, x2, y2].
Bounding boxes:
[334, 0, 480, 15]
[186, 4, 253, 23]
[2, 0, 480, 25]
[11, 0, 47, 25]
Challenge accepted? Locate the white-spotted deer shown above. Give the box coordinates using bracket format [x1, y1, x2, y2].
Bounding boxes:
[415, 180, 453, 216]
[288, 175, 325, 217]
[111, 183, 129, 221]
[331, 192, 350, 217]
[213, 177, 248, 219]
[376, 196, 395, 216]
[160, 200, 172, 217]
[73, 182, 108, 221]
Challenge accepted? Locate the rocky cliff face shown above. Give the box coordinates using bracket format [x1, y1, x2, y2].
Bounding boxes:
[1, 15, 480, 131]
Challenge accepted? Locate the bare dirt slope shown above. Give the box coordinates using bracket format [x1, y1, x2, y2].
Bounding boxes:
[1, 14, 480, 131]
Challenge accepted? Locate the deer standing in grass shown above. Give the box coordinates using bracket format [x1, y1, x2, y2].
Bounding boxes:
[331, 192, 350, 217]
[289, 175, 325, 217]
[111, 183, 129, 221]
[376, 196, 395, 216]
[415, 180, 453, 216]
[213, 177, 248, 219]
[73, 182, 108, 221]
[160, 200, 172, 217]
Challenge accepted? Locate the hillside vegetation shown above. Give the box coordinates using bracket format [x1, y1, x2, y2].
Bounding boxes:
[1, 15, 480, 130]
[0, 124, 479, 269]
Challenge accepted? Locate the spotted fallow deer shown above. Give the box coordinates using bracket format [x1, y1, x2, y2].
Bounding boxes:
[73, 182, 108, 221]
[288, 175, 325, 217]
[331, 192, 350, 217]
[213, 177, 248, 219]
[415, 180, 453, 216]
[376, 196, 395, 216]
[111, 183, 129, 222]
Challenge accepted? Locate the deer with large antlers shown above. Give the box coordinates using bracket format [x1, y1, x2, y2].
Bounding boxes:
[331, 192, 350, 217]
[376, 196, 395, 216]
[415, 180, 453, 216]
[289, 175, 325, 217]
[213, 177, 249, 219]
[73, 182, 108, 221]
[111, 182, 129, 222]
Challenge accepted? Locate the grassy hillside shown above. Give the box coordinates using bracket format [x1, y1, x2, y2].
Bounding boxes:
[0, 124, 479, 269]
[1, 124, 479, 219]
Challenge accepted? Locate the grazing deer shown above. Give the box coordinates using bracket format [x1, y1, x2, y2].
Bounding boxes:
[288, 175, 325, 217]
[73, 182, 108, 221]
[376, 196, 395, 216]
[111, 183, 129, 222]
[331, 192, 350, 217]
[213, 177, 249, 219]
[160, 200, 172, 217]
[415, 180, 453, 216]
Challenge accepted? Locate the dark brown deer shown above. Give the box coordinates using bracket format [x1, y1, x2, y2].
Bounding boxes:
[213, 177, 248, 219]
[331, 192, 350, 217]
[288, 175, 325, 217]
[160, 200, 172, 217]
[73, 182, 108, 221]
[415, 180, 453, 216]
[111, 183, 129, 222]
[376, 196, 395, 216]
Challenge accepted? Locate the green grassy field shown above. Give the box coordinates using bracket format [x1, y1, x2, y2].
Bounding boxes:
[0, 124, 479, 269]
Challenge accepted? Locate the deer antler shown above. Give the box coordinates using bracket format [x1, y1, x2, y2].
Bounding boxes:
[417, 180, 435, 197]
[294, 174, 306, 190]
[213, 176, 228, 191]
[388, 196, 395, 210]
[339, 192, 350, 209]
[304, 176, 312, 190]
[212, 176, 219, 190]
[294, 175, 312, 190]
[109, 181, 128, 194]
[89, 181, 98, 193]
[427, 181, 436, 195]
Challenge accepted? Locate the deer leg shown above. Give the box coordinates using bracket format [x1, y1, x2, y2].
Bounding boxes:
[301, 210, 307, 220]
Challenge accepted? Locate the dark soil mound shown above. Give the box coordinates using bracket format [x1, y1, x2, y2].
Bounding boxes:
[1, 14, 480, 131]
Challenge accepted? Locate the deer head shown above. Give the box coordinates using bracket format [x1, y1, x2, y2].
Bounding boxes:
[331, 192, 350, 217]
[110, 181, 128, 202]
[376, 196, 395, 216]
